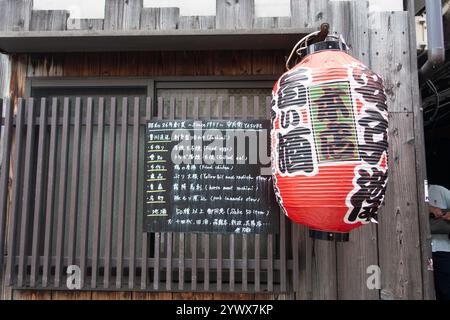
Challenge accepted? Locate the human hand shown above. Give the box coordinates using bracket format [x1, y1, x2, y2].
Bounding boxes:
[442, 213, 450, 221]
[430, 206, 444, 218]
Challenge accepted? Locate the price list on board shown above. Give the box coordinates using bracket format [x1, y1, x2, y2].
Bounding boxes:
[144, 120, 279, 234]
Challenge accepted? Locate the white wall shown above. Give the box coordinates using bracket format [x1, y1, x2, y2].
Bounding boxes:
[33, 0, 404, 19]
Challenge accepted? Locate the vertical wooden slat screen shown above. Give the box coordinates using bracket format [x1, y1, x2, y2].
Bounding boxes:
[91, 98, 105, 289]
[191, 96, 199, 292]
[104, 98, 116, 289]
[0, 99, 12, 277]
[5, 99, 25, 286]
[54, 98, 70, 288]
[116, 97, 128, 289]
[229, 96, 236, 292]
[266, 96, 274, 293]
[141, 97, 152, 290]
[129, 97, 140, 289]
[203, 96, 211, 292]
[80, 98, 93, 289]
[17, 98, 36, 287]
[153, 98, 163, 291]
[0, 95, 298, 293]
[67, 98, 82, 268]
[216, 96, 223, 292]
[30, 98, 48, 287]
[165, 97, 174, 292]
[42, 98, 58, 288]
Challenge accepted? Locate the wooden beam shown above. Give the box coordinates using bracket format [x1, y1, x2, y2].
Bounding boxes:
[0, 29, 314, 53]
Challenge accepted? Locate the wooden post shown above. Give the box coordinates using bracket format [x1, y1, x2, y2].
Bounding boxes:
[370, 11, 424, 300]
[406, 0, 435, 300]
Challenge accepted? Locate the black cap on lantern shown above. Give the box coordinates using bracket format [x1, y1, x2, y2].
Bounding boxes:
[306, 40, 347, 55]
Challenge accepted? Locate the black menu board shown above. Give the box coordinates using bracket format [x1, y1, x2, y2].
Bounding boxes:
[144, 120, 279, 234]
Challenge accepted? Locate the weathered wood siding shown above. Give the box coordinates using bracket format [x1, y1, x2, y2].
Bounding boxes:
[0, 0, 432, 300]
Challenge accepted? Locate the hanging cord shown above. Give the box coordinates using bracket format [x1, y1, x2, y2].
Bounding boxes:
[285, 31, 320, 71]
[285, 32, 345, 71]
[427, 79, 441, 124]
[426, 79, 441, 158]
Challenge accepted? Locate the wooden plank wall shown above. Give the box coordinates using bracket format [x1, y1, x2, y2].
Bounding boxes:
[0, 0, 327, 33]
[0, 0, 432, 300]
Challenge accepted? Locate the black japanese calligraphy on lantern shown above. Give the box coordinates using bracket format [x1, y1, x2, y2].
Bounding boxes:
[346, 166, 388, 223]
[352, 64, 388, 113]
[277, 127, 314, 175]
[358, 109, 388, 165]
[344, 63, 389, 224]
[276, 68, 309, 109]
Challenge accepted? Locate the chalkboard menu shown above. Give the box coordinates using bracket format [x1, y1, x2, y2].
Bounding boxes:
[144, 120, 279, 234]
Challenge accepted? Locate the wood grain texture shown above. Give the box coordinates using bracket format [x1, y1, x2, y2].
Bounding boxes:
[0, 54, 10, 97]
[104, 0, 143, 30]
[296, 225, 312, 300]
[311, 239, 337, 300]
[123, 0, 143, 30]
[369, 11, 413, 113]
[369, 12, 423, 300]
[290, 0, 329, 28]
[104, 0, 124, 30]
[67, 19, 104, 31]
[51, 291, 92, 300]
[140, 7, 180, 30]
[37, 51, 284, 78]
[12, 290, 52, 300]
[216, 0, 255, 29]
[30, 10, 69, 31]
[406, 0, 434, 300]
[179, 16, 215, 30]
[8, 55, 27, 99]
[28, 54, 64, 77]
[253, 17, 291, 29]
[0, 0, 33, 31]
[91, 291, 132, 300]
[328, 0, 370, 61]
[377, 112, 423, 300]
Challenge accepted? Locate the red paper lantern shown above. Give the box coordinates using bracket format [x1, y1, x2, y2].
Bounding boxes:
[271, 41, 389, 241]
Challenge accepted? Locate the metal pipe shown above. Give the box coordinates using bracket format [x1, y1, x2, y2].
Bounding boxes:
[419, 0, 446, 79]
